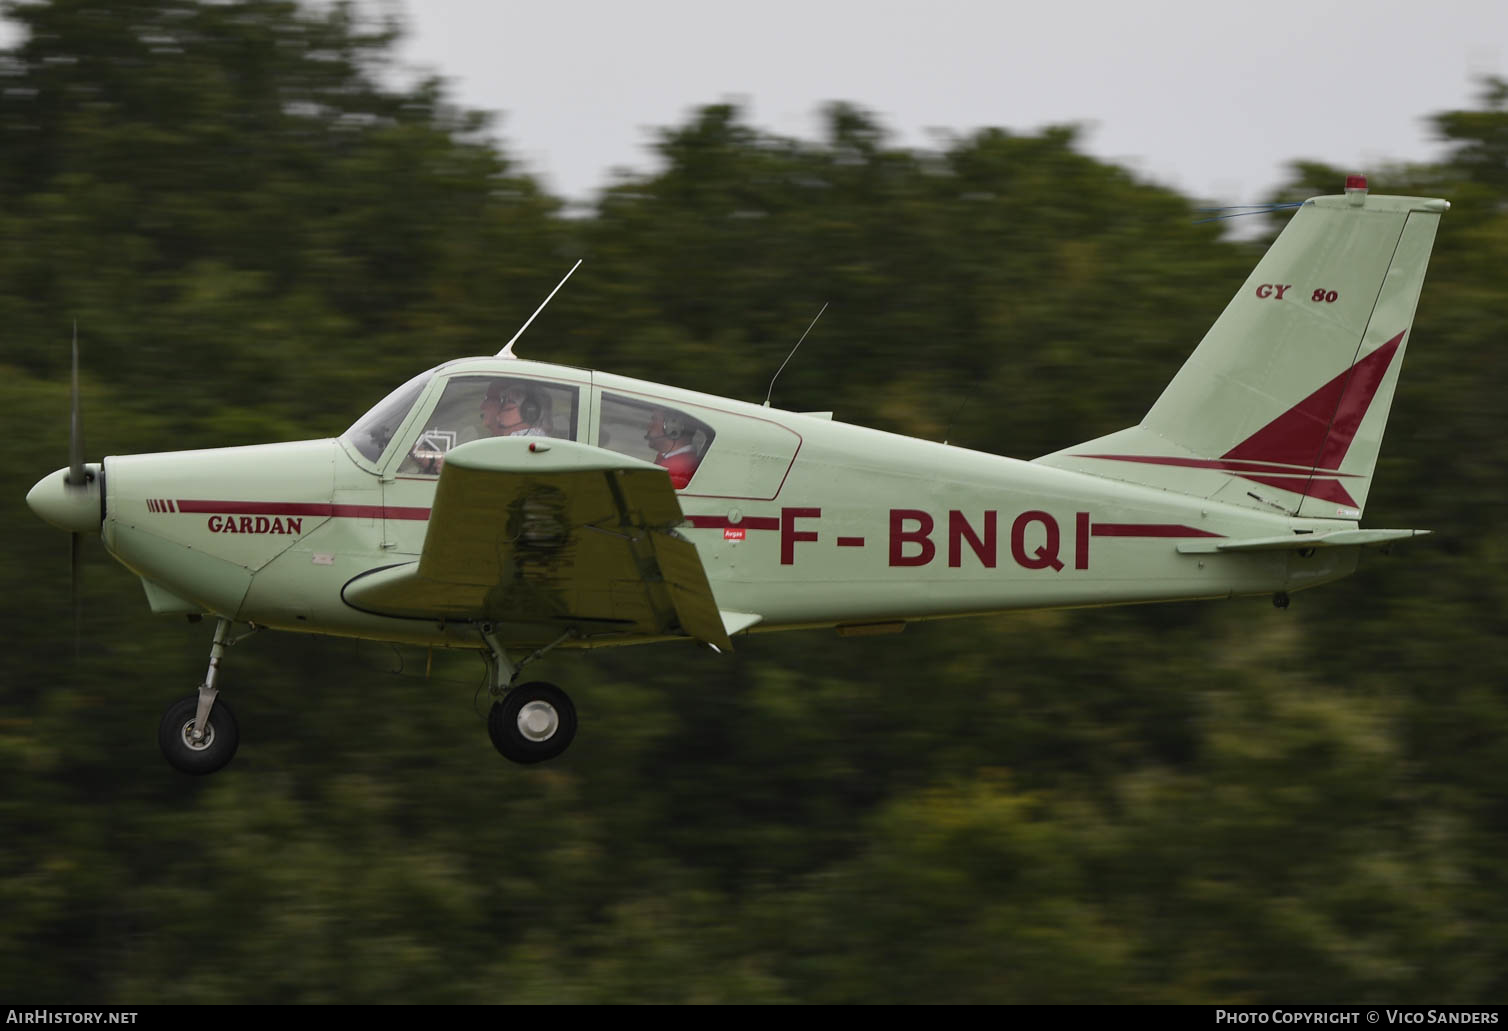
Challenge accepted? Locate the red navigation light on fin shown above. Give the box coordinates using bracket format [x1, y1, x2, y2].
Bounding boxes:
[1346, 174, 1368, 205]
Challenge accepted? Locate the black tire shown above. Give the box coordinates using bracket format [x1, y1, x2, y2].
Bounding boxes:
[488, 682, 577, 764]
[158, 694, 239, 775]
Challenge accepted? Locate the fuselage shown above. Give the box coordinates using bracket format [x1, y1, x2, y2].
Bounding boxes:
[67, 356, 1360, 651]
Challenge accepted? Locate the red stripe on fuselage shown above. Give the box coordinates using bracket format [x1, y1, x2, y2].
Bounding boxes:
[1091, 523, 1222, 538]
[684, 515, 781, 531]
[175, 500, 431, 520]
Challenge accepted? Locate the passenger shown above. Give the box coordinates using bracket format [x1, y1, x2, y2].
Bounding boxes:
[646, 409, 701, 488]
[481, 381, 551, 438]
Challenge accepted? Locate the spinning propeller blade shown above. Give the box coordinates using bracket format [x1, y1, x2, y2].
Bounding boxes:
[68, 322, 84, 488]
[68, 323, 84, 659]
[71, 530, 82, 661]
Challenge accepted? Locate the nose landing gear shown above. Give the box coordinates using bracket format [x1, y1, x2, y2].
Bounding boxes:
[158, 617, 241, 775]
[158, 693, 240, 775]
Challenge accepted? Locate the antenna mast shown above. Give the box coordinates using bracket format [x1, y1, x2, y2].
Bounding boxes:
[763, 302, 827, 407]
[498, 259, 583, 358]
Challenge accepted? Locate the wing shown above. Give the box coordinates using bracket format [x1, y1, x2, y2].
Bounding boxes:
[341, 436, 750, 650]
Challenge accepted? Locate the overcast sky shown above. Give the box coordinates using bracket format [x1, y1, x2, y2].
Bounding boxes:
[1, 1, 1503, 206]
[388, 0, 1508, 207]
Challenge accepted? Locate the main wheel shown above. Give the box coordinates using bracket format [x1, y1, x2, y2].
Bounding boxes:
[158, 694, 240, 775]
[488, 682, 577, 764]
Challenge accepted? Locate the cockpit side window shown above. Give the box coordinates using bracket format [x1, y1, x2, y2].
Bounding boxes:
[598, 394, 714, 489]
[398, 376, 580, 476]
[340, 368, 433, 464]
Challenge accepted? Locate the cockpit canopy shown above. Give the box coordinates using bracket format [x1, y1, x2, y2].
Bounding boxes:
[339, 359, 756, 494]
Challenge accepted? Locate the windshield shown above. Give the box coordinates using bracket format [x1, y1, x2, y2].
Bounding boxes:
[340, 368, 435, 463]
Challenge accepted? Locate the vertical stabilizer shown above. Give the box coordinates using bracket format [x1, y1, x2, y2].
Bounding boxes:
[1036, 182, 1446, 520]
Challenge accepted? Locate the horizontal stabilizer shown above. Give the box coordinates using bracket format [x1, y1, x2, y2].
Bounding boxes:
[1176, 528, 1430, 555]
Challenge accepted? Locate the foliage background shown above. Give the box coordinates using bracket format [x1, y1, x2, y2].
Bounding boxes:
[1, 0, 1505, 1004]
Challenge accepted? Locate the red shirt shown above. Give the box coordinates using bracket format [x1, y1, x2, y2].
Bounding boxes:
[655, 447, 699, 489]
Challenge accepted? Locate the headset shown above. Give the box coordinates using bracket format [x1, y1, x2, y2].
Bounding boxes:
[516, 387, 542, 426]
[486, 381, 543, 426]
[644, 408, 694, 447]
[660, 411, 689, 440]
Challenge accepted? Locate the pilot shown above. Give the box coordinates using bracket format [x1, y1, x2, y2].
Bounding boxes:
[646, 408, 701, 488]
[481, 381, 551, 438]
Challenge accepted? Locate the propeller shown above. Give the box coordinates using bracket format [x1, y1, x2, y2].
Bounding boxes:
[67, 322, 84, 488]
[24, 321, 105, 661]
[71, 529, 82, 660]
[65, 323, 85, 659]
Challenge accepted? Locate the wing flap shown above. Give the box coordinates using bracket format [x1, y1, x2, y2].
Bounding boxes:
[650, 531, 733, 651]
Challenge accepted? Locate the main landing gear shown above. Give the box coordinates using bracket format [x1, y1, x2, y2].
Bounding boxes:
[155, 619, 578, 772]
[481, 625, 577, 765]
[159, 617, 241, 775]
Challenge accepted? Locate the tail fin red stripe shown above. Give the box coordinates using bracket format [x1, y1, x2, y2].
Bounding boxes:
[1223, 331, 1405, 470]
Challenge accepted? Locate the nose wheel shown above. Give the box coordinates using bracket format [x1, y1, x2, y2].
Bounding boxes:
[159, 693, 240, 775]
[488, 682, 577, 764]
[158, 617, 242, 775]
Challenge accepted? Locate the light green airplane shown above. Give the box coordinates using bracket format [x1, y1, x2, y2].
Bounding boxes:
[26, 176, 1446, 775]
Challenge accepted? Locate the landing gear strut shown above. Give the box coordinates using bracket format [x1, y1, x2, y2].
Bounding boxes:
[158, 617, 241, 775]
[481, 625, 577, 764]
